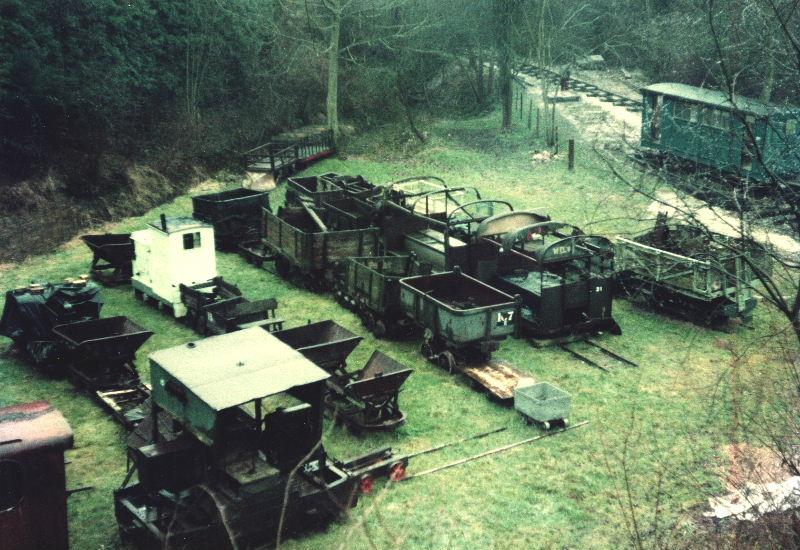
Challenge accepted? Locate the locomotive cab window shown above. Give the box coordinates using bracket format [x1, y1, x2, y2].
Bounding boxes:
[0, 459, 25, 512]
[183, 232, 201, 250]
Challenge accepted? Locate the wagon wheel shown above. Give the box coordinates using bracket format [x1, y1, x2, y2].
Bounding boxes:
[165, 486, 234, 550]
[194, 311, 209, 336]
[360, 311, 375, 332]
[372, 320, 387, 339]
[437, 351, 457, 374]
[420, 341, 435, 361]
[275, 255, 291, 279]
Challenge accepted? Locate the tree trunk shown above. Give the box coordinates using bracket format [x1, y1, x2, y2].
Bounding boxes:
[760, 35, 776, 103]
[494, 0, 515, 130]
[326, 7, 342, 145]
[477, 51, 485, 102]
[487, 60, 494, 96]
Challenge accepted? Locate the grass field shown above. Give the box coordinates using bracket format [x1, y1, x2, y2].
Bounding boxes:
[1, 108, 792, 549]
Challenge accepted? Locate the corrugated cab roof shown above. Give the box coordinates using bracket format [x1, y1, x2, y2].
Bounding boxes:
[0, 401, 73, 458]
[150, 327, 329, 411]
[642, 82, 795, 116]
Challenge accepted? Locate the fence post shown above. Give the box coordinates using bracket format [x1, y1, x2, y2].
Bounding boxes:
[568, 139, 575, 170]
[535, 108, 540, 138]
[554, 127, 559, 154]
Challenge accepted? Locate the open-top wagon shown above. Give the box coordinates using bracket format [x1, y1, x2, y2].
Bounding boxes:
[263, 206, 381, 289]
[191, 187, 270, 249]
[399, 269, 532, 400]
[336, 255, 421, 337]
[286, 173, 378, 208]
[615, 215, 767, 324]
[81, 233, 134, 285]
[0, 279, 154, 428]
[273, 320, 412, 431]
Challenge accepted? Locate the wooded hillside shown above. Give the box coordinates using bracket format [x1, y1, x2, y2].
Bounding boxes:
[1, 0, 798, 191]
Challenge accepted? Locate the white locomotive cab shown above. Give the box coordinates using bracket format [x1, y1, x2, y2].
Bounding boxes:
[131, 216, 217, 317]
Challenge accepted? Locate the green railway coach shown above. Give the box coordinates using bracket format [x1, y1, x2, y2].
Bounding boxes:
[641, 83, 800, 181]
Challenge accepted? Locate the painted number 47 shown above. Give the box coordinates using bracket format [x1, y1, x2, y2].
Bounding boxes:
[497, 311, 514, 326]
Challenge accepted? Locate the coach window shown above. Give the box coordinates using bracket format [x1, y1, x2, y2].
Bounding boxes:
[786, 119, 797, 136]
[674, 101, 690, 121]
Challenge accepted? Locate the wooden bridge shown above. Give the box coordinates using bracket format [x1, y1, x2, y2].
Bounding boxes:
[242, 128, 336, 181]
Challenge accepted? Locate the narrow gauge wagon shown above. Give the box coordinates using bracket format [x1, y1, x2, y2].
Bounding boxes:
[179, 277, 283, 335]
[336, 255, 421, 337]
[263, 206, 381, 289]
[399, 269, 531, 400]
[390, 184, 482, 222]
[286, 173, 378, 208]
[115, 328, 363, 549]
[514, 382, 571, 429]
[615, 216, 765, 324]
[0, 280, 153, 428]
[273, 320, 412, 431]
[474, 216, 621, 340]
[80, 233, 134, 285]
[386, 176, 448, 214]
[641, 83, 800, 182]
[191, 188, 270, 249]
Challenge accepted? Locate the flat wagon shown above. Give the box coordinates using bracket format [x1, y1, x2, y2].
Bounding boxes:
[264, 206, 381, 289]
[615, 216, 766, 324]
[191, 188, 270, 249]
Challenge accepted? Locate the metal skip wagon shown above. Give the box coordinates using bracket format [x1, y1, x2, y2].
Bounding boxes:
[399, 269, 533, 400]
[514, 382, 571, 429]
[273, 320, 412, 431]
[80, 233, 134, 285]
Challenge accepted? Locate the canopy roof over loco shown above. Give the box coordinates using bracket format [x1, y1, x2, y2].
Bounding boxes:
[150, 327, 329, 443]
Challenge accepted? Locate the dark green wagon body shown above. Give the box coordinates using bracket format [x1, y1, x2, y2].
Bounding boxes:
[640, 83, 800, 181]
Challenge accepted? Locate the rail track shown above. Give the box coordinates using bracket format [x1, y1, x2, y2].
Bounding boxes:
[518, 63, 643, 112]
